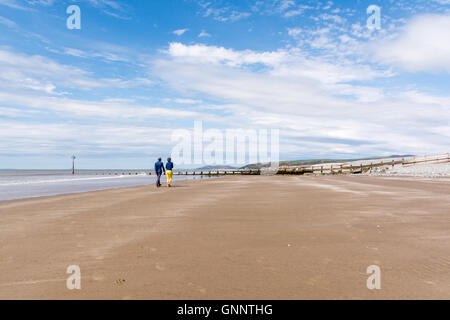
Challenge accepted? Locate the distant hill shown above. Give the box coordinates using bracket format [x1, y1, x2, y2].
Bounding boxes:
[240, 155, 415, 169]
[196, 165, 238, 170]
[388, 155, 415, 158]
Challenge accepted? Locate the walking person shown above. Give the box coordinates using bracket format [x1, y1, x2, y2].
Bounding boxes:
[154, 157, 165, 188]
[166, 157, 174, 187]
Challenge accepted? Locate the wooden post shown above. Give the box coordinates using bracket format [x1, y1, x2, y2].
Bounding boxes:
[321, 166, 323, 174]
[392, 160, 395, 168]
[71, 155, 76, 175]
[330, 165, 333, 174]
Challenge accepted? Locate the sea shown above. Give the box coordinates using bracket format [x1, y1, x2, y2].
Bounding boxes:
[0, 169, 211, 201]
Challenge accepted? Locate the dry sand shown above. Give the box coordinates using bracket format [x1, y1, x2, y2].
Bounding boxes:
[0, 175, 449, 299]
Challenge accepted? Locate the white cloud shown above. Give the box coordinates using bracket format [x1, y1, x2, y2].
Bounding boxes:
[26, 0, 54, 6]
[0, 0, 32, 10]
[167, 42, 288, 67]
[0, 91, 209, 121]
[0, 119, 174, 157]
[150, 42, 450, 157]
[63, 47, 131, 63]
[0, 15, 17, 28]
[167, 42, 389, 83]
[173, 28, 189, 36]
[200, 2, 251, 22]
[320, 13, 345, 24]
[268, 0, 312, 18]
[174, 98, 203, 104]
[87, 0, 131, 19]
[376, 14, 450, 72]
[0, 48, 151, 93]
[287, 27, 302, 37]
[198, 30, 211, 38]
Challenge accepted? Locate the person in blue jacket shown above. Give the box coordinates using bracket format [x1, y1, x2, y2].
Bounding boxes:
[154, 157, 165, 187]
[165, 157, 174, 187]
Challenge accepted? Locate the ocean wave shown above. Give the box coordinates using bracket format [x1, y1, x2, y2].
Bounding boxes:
[0, 175, 143, 187]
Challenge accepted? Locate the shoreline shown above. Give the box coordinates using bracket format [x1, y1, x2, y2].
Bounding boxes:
[1, 175, 449, 299]
[0, 177, 209, 205]
[0, 173, 217, 202]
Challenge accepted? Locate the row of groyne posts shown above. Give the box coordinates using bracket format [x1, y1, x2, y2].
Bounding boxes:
[277, 153, 450, 175]
[95, 169, 261, 176]
[95, 154, 449, 177]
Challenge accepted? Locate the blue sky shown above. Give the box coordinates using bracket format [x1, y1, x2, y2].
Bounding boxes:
[0, 0, 449, 168]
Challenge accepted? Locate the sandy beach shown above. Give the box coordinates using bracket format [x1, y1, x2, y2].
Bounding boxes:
[1, 175, 449, 299]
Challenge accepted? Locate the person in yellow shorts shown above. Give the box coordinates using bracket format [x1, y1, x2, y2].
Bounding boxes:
[165, 157, 174, 187]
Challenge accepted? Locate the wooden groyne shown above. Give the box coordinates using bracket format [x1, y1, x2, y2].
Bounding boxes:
[278, 153, 450, 175]
[174, 169, 261, 176]
[94, 169, 261, 176]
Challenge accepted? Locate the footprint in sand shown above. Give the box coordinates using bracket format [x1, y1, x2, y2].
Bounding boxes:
[114, 279, 126, 286]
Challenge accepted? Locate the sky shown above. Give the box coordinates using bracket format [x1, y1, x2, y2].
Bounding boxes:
[0, 0, 449, 169]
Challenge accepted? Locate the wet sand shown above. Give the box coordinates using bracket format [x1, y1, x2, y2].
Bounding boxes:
[0, 175, 449, 299]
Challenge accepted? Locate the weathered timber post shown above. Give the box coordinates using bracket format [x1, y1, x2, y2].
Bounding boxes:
[71, 155, 76, 175]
